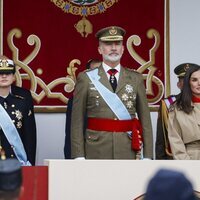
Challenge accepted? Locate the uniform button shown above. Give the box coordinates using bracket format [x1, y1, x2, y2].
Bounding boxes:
[12, 120, 15, 123]
[11, 104, 15, 107]
[12, 111, 15, 114]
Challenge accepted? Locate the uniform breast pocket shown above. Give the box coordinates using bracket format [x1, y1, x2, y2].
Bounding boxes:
[85, 130, 100, 143]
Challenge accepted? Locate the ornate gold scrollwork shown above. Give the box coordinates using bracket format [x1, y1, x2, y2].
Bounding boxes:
[7, 28, 79, 111]
[51, 0, 119, 37]
[127, 29, 164, 106]
[6, 27, 165, 111]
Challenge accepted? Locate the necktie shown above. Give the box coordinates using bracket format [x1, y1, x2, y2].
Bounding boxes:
[107, 69, 118, 92]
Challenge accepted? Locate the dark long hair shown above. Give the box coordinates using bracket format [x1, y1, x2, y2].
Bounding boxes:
[176, 63, 200, 114]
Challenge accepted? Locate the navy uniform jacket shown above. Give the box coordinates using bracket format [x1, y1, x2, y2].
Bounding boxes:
[64, 97, 73, 159]
[71, 65, 153, 159]
[0, 85, 36, 165]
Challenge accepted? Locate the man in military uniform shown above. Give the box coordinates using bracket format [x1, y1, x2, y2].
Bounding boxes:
[0, 158, 23, 200]
[0, 56, 36, 165]
[155, 63, 191, 159]
[64, 59, 101, 159]
[71, 26, 153, 159]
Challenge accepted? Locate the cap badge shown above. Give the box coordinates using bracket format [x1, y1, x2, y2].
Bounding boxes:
[0, 59, 14, 70]
[0, 59, 9, 68]
[109, 27, 118, 35]
[184, 63, 190, 72]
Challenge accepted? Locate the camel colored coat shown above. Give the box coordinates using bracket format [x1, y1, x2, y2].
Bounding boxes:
[168, 103, 200, 160]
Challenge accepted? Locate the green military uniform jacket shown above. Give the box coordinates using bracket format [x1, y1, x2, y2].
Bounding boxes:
[71, 65, 153, 159]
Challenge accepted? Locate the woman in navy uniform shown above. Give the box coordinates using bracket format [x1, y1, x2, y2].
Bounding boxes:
[0, 56, 36, 165]
[168, 63, 200, 160]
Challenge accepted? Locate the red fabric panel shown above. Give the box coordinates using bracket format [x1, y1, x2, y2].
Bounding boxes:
[3, 0, 165, 109]
[20, 166, 48, 200]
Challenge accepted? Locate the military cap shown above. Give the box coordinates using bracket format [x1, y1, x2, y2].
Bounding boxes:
[174, 63, 191, 78]
[0, 56, 16, 74]
[145, 169, 196, 200]
[0, 159, 22, 191]
[95, 26, 126, 42]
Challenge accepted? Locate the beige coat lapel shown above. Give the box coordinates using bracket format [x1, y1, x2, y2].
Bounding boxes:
[193, 103, 200, 125]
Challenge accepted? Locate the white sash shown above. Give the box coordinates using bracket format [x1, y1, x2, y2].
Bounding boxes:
[86, 69, 131, 120]
[0, 104, 31, 166]
[86, 69, 144, 159]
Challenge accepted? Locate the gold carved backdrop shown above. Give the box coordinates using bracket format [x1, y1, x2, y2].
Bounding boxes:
[1, 0, 169, 112]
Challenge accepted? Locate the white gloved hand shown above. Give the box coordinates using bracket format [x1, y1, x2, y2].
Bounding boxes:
[74, 157, 85, 160]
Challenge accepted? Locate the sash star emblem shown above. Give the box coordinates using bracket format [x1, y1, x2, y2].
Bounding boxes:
[14, 110, 23, 120]
[17, 121, 22, 129]
[122, 93, 129, 101]
[126, 101, 133, 109]
[125, 84, 133, 93]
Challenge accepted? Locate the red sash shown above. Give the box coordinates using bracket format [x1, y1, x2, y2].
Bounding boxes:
[87, 118, 143, 151]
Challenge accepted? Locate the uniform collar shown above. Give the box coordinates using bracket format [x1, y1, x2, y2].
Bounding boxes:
[0, 93, 14, 105]
[102, 62, 121, 73]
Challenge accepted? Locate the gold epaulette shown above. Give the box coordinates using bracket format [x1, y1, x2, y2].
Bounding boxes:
[83, 68, 95, 73]
[126, 67, 141, 74]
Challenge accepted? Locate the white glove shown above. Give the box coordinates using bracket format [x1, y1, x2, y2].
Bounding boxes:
[74, 157, 85, 160]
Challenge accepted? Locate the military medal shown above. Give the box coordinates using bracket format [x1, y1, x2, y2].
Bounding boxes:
[14, 110, 23, 120]
[122, 93, 129, 101]
[130, 93, 136, 100]
[125, 84, 133, 93]
[122, 84, 135, 109]
[17, 121, 22, 129]
[126, 101, 133, 109]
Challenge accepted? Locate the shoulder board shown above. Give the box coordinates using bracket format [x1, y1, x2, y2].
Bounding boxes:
[14, 95, 24, 99]
[83, 69, 90, 73]
[164, 95, 176, 109]
[126, 68, 141, 74]
[83, 68, 96, 73]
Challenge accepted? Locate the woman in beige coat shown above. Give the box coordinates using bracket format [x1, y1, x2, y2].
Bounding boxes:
[168, 63, 200, 160]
